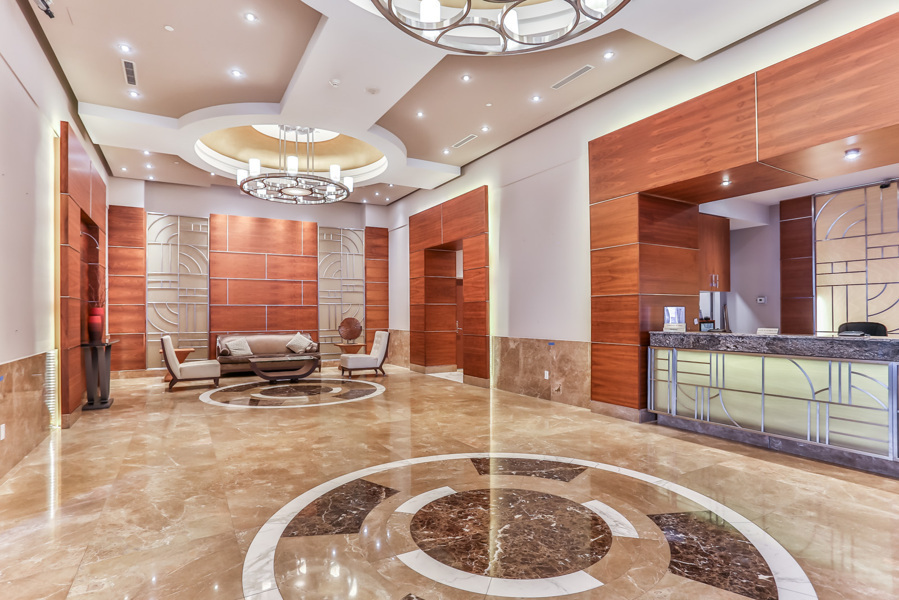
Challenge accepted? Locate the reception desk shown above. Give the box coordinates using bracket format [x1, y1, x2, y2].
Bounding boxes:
[649, 332, 899, 474]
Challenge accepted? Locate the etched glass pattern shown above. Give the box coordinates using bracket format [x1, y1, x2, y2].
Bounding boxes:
[146, 214, 209, 368]
[815, 181, 899, 336]
[318, 228, 365, 358]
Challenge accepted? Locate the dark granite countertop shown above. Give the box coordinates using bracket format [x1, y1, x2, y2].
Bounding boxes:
[650, 331, 899, 362]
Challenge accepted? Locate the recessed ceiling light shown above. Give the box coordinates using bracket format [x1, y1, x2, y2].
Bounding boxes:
[603, 51, 615, 59]
[374, 192, 380, 196]
[145, 163, 153, 169]
[417, 111, 424, 118]
[531, 95, 542, 102]
[210, 172, 215, 176]
[362, 199, 367, 203]
[844, 148, 861, 161]
[443, 148, 450, 155]
[481, 125, 490, 132]
[118, 43, 132, 53]
[244, 13, 258, 22]
[388, 184, 394, 187]
[121, 167, 127, 172]
[486, 103, 493, 107]
[148, 175, 155, 180]
[721, 178, 732, 187]
[461, 74, 471, 82]
[164, 25, 175, 32]
[230, 69, 244, 78]
[386, 197, 390, 202]
[128, 90, 140, 98]
[143, 150, 151, 156]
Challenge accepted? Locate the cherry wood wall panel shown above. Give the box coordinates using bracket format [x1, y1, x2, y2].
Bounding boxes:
[758, 13, 899, 163]
[590, 194, 699, 410]
[589, 77, 758, 204]
[208, 214, 319, 356]
[780, 197, 815, 335]
[59, 123, 109, 416]
[107, 206, 146, 372]
[365, 227, 389, 353]
[409, 187, 489, 377]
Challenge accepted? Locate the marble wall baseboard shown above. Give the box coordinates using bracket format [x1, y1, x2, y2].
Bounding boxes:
[493, 337, 591, 409]
[0, 352, 52, 479]
[387, 329, 410, 369]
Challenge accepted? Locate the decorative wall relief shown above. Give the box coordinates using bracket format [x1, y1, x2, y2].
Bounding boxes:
[815, 181, 899, 336]
[146, 214, 210, 367]
[318, 228, 365, 358]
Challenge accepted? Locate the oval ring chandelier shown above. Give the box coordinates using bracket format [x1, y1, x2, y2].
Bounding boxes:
[237, 126, 353, 205]
[370, 0, 632, 55]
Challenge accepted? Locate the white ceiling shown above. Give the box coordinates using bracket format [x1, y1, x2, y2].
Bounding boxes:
[29, 0, 821, 202]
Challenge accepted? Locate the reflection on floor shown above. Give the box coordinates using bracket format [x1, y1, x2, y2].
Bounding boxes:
[0, 365, 897, 600]
[427, 370, 464, 383]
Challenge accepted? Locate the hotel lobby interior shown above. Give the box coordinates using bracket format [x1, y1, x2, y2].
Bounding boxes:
[3, 0, 899, 598]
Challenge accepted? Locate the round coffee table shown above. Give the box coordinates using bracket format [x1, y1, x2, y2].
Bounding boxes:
[249, 355, 320, 383]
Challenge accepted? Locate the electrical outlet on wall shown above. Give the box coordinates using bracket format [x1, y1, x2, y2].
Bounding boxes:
[544, 370, 549, 380]
[757, 296, 768, 304]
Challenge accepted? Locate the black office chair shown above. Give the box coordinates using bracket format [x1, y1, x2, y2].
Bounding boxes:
[837, 322, 888, 336]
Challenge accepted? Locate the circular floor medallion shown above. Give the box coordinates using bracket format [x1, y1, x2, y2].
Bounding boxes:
[243, 453, 819, 599]
[200, 377, 383, 409]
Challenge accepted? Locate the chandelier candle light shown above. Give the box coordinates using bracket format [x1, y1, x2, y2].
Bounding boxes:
[237, 126, 353, 204]
[371, 0, 632, 55]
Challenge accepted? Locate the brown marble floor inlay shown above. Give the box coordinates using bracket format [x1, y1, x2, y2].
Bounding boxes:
[283, 479, 399, 537]
[409, 488, 612, 579]
[469, 457, 588, 482]
[256, 384, 334, 397]
[648, 512, 778, 600]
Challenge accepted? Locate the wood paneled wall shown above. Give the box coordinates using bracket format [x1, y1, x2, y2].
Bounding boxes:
[779, 197, 815, 335]
[208, 214, 318, 354]
[588, 13, 899, 412]
[409, 186, 489, 380]
[58, 122, 107, 418]
[364, 227, 389, 353]
[590, 194, 699, 410]
[107, 206, 147, 370]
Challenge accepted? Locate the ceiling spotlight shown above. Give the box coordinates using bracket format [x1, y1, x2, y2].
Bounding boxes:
[442, 148, 450, 155]
[329, 79, 341, 88]
[486, 103, 493, 107]
[148, 175, 155, 180]
[143, 150, 151, 156]
[118, 43, 132, 53]
[121, 167, 127, 172]
[128, 90, 140, 98]
[230, 69, 244, 78]
[145, 163, 153, 169]
[603, 51, 615, 59]
[363, 199, 367, 203]
[721, 178, 732, 187]
[386, 197, 390, 202]
[844, 148, 861, 161]
[374, 191, 380, 196]
[244, 13, 258, 22]
[164, 25, 174, 32]
[388, 184, 394, 187]
[481, 125, 490, 132]
[461, 74, 471, 82]
[531, 95, 542, 102]
[210, 172, 215, 176]
[417, 111, 424, 118]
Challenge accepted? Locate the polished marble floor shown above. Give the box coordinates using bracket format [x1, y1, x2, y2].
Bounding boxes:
[1, 365, 898, 599]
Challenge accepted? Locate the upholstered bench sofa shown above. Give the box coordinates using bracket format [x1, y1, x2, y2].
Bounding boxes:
[215, 333, 319, 374]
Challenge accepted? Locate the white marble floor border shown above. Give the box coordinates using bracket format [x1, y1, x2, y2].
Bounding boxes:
[242, 452, 818, 599]
[199, 378, 384, 409]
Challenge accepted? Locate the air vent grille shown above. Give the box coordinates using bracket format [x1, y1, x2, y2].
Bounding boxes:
[122, 60, 137, 86]
[551, 64, 594, 90]
[452, 134, 478, 148]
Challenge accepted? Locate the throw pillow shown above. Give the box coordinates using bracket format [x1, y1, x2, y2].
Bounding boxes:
[225, 337, 253, 357]
[287, 332, 314, 353]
